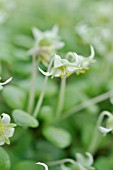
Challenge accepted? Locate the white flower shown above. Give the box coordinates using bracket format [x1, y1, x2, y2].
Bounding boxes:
[0, 77, 12, 90]
[29, 25, 64, 66]
[0, 113, 16, 145]
[66, 46, 95, 75]
[98, 111, 113, 135]
[38, 54, 80, 78]
[76, 152, 95, 170]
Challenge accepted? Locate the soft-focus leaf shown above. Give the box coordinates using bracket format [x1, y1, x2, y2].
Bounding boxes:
[3, 85, 26, 109]
[12, 161, 41, 170]
[12, 109, 39, 128]
[39, 105, 54, 123]
[42, 126, 72, 148]
[95, 157, 111, 170]
[0, 147, 11, 170]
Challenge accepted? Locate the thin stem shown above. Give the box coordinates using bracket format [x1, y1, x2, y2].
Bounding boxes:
[88, 111, 112, 154]
[61, 89, 113, 121]
[47, 158, 76, 167]
[27, 55, 39, 114]
[56, 78, 66, 120]
[33, 58, 54, 118]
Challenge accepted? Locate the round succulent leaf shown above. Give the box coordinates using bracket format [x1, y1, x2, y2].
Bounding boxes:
[42, 126, 72, 148]
[0, 147, 11, 170]
[3, 85, 26, 109]
[12, 109, 39, 128]
[39, 105, 54, 123]
[12, 161, 41, 170]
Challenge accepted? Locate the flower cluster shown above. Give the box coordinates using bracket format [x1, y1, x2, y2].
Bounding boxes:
[38, 54, 80, 78]
[0, 113, 16, 145]
[29, 25, 64, 66]
[39, 46, 95, 78]
[0, 77, 12, 90]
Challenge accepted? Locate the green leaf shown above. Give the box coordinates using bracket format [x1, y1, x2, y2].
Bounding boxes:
[95, 157, 111, 170]
[12, 161, 41, 170]
[12, 109, 39, 128]
[42, 126, 72, 148]
[0, 85, 3, 90]
[3, 85, 26, 109]
[0, 147, 11, 170]
[39, 105, 54, 123]
[17, 76, 58, 98]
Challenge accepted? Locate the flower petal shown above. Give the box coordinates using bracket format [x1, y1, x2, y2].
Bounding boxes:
[0, 77, 12, 86]
[54, 54, 63, 67]
[66, 66, 76, 72]
[54, 42, 65, 49]
[32, 27, 42, 41]
[36, 162, 48, 170]
[0, 136, 5, 146]
[76, 153, 86, 165]
[89, 45, 95, 59]
[38, 67, 52, 76]
[1, 113, 10, 125]
[85, 152, 94, 166]
[78, 164, 86, 170]
[54, 69, 63, 77]
[76, 152, 94, 167]
[52, 25, 59, 35]
[98, 126, 112, 134]
[5, 128, 15, 138]
[5, 137, 10, 145]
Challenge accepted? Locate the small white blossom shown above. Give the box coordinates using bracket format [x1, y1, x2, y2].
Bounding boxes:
[29, 25, 64, 66]
[76, 152, 95, 170]
[0, 113, 16, 145]
[38, 54, 80, 78]
[99, 111, 113, 135]
[66, 46, 95, 75]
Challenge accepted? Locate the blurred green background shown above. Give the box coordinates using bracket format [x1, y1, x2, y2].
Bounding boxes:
[0, 0, 113, 169]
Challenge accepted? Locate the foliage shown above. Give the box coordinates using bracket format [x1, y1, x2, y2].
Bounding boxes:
[0, 0, 113, 170]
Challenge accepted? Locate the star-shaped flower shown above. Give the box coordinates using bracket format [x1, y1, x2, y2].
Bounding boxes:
[38, 54, 80, 78]
[76, 152, 95, 170]
[66, 46, 95, 75]
[29, 25, 64, 66]
[0, 113, 16, 145]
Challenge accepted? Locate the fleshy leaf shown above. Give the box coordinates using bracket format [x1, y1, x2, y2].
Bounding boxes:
[3, 85, 26, 109]
[42, 126, 72, 148]
[0, 147, 11, 170]
[12, 109, 39, 128]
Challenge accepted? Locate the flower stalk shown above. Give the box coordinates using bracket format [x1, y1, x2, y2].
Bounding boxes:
[56, 78, 66, 120]
[33, 57, 54, 118]
[88, 111, 112, 154]
[61, 89, 113, 121]
[27, 55, 39, 114]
